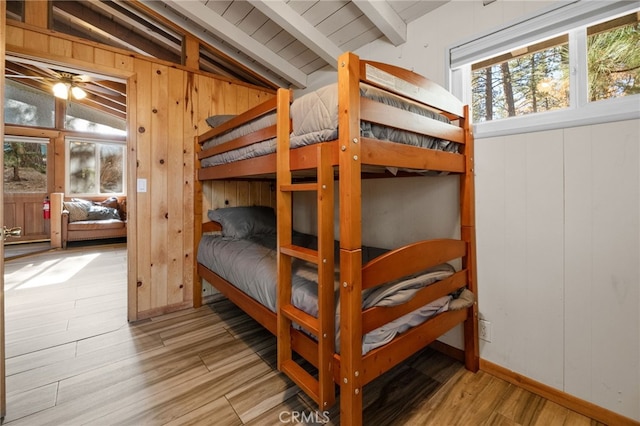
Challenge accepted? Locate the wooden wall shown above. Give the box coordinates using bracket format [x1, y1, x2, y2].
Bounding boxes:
[5, 21, 274, 320]
[199, 180, 276, 298]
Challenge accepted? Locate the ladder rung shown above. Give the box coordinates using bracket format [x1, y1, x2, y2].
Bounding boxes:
[281, 359, 320, 404]
[280, 244, 319, 264]
[280, 183, 317, 192]
[281, 304, 319, 335]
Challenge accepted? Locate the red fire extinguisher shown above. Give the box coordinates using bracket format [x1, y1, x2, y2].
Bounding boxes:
[43, 196, 51, 220]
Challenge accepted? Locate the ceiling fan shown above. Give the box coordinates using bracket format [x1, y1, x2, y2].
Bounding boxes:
[5, 65, 120, 100]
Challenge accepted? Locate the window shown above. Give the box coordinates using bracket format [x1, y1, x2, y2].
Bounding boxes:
[472, 35, 570, 122]
[3, 136, 48, 193]
[449, 1, 640, 137]
[3, 79, 55, 128]
[66, 138, 126, 196]
[66, 102, 127, 136]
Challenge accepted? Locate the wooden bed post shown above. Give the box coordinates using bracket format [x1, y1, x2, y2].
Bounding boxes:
[338, 51, 364, 426]
[460, 105, 479, 372]
[194, 135, 203, 308]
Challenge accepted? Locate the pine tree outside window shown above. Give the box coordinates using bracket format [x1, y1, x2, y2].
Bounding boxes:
[449, 2, 640, 137]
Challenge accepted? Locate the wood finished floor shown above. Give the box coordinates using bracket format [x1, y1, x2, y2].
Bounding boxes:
[2, 244, 605, 425]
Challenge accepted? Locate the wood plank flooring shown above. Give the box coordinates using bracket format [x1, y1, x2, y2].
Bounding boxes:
[2, 244, 605, 425]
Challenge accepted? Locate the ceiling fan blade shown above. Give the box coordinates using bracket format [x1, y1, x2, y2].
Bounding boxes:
[73, 74, 92, 83]
[6, 75, 47, 79]
[77, 82, 123, 96]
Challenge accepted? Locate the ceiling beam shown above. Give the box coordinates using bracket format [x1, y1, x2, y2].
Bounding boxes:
[53, 1, 181, 63]
[142, 0, 308, 88]
[247, 0, 342, 68]
[127, 0, 280, 90]
[352, 0, 406, 46]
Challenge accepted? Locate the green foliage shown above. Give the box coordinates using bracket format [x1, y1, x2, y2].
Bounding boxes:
[471, 20, 639, 123]
[588, 23, 640, 101]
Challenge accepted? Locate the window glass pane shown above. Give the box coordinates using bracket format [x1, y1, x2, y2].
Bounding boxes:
[3, 79, 55, 127]
[99, 144, 124, 193]
[6, 1, 24, 21]
[69, 141, 97, 194]
[471, 39, 570, 123]
[3, 138, 48, 193]
[66, 102, 127, 136]
[67, 139, 126, 195]
[588, 14, 640, 102]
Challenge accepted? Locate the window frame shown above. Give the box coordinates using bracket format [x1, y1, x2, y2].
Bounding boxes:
[65, 136, 127, 197]
[448, 1, 640, 138]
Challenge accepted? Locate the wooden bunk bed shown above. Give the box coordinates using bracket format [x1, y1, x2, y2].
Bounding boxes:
[194, 52, 478, 426]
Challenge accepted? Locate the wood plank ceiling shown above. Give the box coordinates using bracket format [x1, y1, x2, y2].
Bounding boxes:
[4, 0, 448, 119]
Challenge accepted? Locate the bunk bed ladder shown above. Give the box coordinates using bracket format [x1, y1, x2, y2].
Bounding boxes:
[276, 90, 336, 410]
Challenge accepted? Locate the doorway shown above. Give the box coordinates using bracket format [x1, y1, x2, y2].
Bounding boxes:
[2, 56, 131, 419]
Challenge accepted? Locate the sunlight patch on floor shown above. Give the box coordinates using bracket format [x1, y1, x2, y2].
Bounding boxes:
[4, 252, 102, 290]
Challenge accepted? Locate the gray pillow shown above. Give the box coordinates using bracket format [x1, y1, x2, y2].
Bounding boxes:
[207, 206, 276, 239]
[205, 114, 236, 128]
[87, 205, 121, 220]
[63, 200, 91, 222]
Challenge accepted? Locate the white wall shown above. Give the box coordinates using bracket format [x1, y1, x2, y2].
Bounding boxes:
[304, 0, 640, 421]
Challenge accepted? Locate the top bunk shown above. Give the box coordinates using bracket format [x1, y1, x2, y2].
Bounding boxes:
[196, 52, 471, 181]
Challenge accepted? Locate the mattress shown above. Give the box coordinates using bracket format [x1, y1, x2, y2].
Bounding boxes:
[197, 232, 468, 354]
[200, 83, 459, 168]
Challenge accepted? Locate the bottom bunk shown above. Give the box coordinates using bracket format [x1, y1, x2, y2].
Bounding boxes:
[195, 207, 477, 423]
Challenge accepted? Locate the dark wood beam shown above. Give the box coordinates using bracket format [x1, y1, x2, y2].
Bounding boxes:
[52, 1, 181, 63]
[128, 0, 280, 90]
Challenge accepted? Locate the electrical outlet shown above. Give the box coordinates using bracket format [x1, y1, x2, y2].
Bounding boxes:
[479, 319, 491, 342]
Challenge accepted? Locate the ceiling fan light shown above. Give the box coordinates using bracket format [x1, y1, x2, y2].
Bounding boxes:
[71, 86, 87, 100]
[52, 82, 69, 99]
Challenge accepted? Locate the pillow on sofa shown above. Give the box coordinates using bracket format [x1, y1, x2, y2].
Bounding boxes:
[95, 196, 119, 210]
[87, 205, 121, 220]
[63, 200, 91, 222]
[207, 206, 276, 239]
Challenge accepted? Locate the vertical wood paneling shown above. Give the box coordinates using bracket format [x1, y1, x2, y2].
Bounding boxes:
[49, 38, 72, 57]
[522, 131, 564, 389]
[198, 75, 214, 131]
[134, 59, 153, 314]
[475, 131, 565, 390]
[93, 49, 116, 68]
[24, 30, 48, 51]
[5, 26, 23, 46]
[24, 0, 49, 28]
[114, 53, 135, 72]
[564, 121, 640, 419]
[182, 72, 197, 305]
[71, 42, 94, 63]
[167, 67, 185, 306]
[150, 63, 170, 309]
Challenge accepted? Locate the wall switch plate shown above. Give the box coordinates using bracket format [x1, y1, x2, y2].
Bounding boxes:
[137, 178, 147, 192]
[479, 319, 491, 342]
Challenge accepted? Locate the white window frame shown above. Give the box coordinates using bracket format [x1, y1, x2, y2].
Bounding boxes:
[448, 1, 640, 138]
[65, 137, 127, 197]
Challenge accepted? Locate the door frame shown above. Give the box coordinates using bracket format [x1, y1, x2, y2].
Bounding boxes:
[1, 0, 8, 417]
[1, 46, 137, 419]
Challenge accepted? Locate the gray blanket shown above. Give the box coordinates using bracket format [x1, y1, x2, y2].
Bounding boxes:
[200, 83, 459, 168]
[198, 232, 455, 354]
